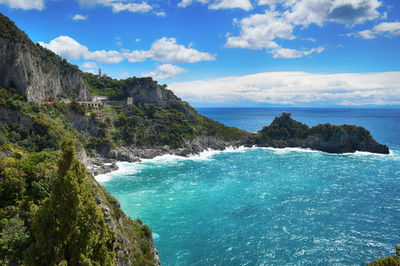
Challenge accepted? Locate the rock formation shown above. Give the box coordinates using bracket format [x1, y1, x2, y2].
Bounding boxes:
[0, 13, 90, 102]
[257, 112, 389, 154]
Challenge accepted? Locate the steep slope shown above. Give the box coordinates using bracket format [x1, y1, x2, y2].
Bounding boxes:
[0, 13, 90, 102]
[0, 95, 160, 265]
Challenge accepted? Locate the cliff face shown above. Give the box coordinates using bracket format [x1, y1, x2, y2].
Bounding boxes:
[0, 13, 90, 102]
[126, 78, 175, 107]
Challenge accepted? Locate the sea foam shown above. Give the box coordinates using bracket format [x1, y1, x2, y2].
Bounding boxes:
[95, 146, 398, 183]
[95, 146, 249, 183]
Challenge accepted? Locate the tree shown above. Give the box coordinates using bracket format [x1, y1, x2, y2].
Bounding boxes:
[25, 140, 115, 265]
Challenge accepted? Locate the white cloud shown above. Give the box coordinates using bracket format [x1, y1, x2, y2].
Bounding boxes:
[169, 71, 400, 105]
[209, 0, 253, 11]
[149, 37, 216, 63]
[82, 62, 98, 69]
[123, 50, 150, 62]
[142, 64, 188, 80]
[155, 11, 166, 17]
[124, 37, 215, 63]
[39, 36, 89, 60]
[85, 50, 124, 63]
[39, 36, 124, 63]
[0, 0, 45, 10]
[271, 46, 324, 58]
[258, 0, 285, 7]
[178, 0, 252, 10]
[39, 36, 215, 64]
[72, 14, 88, 21]
[81, 61, 98, 74]
[105, 1, 152, 13]
[284, 0, 381, 26]
[76, 0, 152, 13]
[225, 10, 295, 50]
[225, 10, 323, 58]
[178, 0, 195, 8]
[348, 21, 400, 39]
[226, 0, 382, 58]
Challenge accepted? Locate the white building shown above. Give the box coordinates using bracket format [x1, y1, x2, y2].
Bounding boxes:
[92, 96, 108, 102]
[127, 97, 133, 105]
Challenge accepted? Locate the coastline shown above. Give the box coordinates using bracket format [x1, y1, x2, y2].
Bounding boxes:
[90, 145, 396, 179]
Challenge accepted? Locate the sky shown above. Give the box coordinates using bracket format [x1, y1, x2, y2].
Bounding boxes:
[0, 0, 399, 106]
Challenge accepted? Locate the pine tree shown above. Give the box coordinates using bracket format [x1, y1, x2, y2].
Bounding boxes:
[25, 140, 115, 265]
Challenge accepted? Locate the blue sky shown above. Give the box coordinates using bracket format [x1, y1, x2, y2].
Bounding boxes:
[0, 0, 399, 106]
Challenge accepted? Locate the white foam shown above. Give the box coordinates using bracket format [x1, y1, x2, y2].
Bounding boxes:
[95, 174, 113, 183]
[95, 161, 143, 183]
[259, 146, 397, 157]
[259, 147, 320, 154]
[342, 150, 397, 157]
[95, 146, 250, 182]
[139, 146, 249, 164]
[95, 145, 398, 183]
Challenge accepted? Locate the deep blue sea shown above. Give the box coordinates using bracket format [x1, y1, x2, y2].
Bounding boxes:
[97, 108, 400, 265]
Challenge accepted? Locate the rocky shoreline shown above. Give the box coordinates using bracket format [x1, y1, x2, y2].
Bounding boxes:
[86, 141, 391, 177]
[86, 136, 244, 176]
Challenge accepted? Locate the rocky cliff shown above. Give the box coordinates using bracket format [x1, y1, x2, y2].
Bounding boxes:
[257, 112, 389, 154]
[0, 13, 90, 102]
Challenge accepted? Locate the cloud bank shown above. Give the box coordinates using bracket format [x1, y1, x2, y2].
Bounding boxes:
[348, 21, 400, 39]
[39, 36, 215, 64]
[169, 71, 400, 106]
[226, 0, 382, 58]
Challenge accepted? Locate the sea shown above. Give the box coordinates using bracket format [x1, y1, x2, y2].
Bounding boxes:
[96, 108, 400, 265]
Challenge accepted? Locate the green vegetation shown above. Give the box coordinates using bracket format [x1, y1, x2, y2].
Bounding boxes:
[259, 112, 309, 140]
[368, 246, 400, 266]
[25, 140, 115, 265]
[0, 91, 158, 265]
[0, 149, 59, 264]
[0, 13, 30, 44]
[82, 72, 128, 99]
[0, 89, 79, 152]
[111, 102, 249, 148]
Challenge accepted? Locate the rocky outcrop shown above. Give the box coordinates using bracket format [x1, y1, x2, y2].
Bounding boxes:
[0, 13, 90, 102]
[98, 136, 241, 161]
[126, 78, 174, 108]
[123, 77, 197, 119]
[257, 112, 390, 154]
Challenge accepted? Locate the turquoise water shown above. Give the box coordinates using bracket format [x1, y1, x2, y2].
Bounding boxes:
[97, 108, 400, 265]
